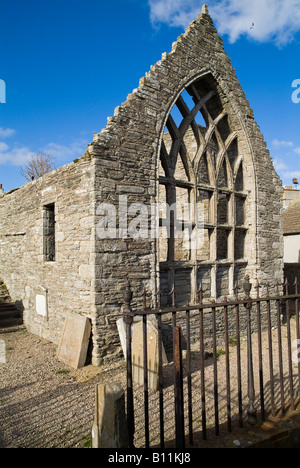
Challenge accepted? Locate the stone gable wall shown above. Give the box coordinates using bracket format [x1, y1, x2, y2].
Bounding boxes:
[88, 9, 284, 363]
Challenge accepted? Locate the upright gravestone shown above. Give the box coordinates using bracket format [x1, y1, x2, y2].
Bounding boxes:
[131, 320, 167, 391]
[57, 314, 91, 369]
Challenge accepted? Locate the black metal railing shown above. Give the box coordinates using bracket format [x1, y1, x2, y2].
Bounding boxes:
[122, 276, 300, 448]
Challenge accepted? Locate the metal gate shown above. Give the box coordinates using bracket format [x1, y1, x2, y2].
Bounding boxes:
[122, 276, 300, 448]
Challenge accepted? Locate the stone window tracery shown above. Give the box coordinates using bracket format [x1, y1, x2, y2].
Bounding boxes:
[158, 75, 249, 304]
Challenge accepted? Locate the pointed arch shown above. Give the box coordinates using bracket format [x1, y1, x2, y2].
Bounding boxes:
[234, 161, 244, 192]
[158, 72, 256, 302]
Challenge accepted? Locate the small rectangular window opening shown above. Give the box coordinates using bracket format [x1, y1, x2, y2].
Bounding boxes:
[43, 203, 55, 262]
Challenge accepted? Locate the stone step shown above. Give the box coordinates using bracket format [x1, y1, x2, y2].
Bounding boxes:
[0, 302, 23, 329]
[0, 308, 21, 319]
[0, 303, 18, 310]
[0, 317, 23, 329]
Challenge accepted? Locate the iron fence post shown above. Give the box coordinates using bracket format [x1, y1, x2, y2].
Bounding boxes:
[122, 280, 135, 448]
[243, 275, 257, 426]
[174, 325, 185, 448]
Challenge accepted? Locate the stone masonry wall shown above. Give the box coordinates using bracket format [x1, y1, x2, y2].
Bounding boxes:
[88, 7, 284, 363]
[0, 156, 95, 345]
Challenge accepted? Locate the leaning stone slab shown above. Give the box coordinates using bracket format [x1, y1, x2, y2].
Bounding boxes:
[91, 383, 129, 448]
[57, 314, 91, 369]
[116, 317, 127, 360]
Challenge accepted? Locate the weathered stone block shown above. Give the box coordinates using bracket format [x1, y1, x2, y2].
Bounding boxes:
[91, 383, 129, 448]
[132, 320, 167, 391]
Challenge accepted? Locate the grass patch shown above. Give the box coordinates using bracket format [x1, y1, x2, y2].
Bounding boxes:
[56, 369, 70, 375]
[81, 435, 91, 448]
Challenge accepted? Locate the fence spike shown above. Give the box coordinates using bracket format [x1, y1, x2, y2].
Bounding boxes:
[157, 287, 161, 309]
[198, 283, 203, 305]
[294, 277, 299, 295]
[243, 275, 252, 297]
[142, 287, 147, 312]
[284, 277, 289, 295]
[234, 281, 240, 299]
[256, 280, 261, 299]
[171, 285, 175, 308]
[123, 279, 133, 315]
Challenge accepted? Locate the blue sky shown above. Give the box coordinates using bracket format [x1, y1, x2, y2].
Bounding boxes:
[0, 0, 300, 192]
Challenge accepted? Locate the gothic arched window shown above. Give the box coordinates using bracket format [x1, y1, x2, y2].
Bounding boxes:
[158, 75, 250, 304]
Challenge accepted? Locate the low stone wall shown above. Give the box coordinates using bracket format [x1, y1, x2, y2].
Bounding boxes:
[0, 156, 96, 348]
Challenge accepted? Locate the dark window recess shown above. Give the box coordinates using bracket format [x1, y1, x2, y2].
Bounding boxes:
[217, 192, 229, 224]
[234, 230, 246, 260]
[217, 228, 228, 260]
[43, 204, 55, 261]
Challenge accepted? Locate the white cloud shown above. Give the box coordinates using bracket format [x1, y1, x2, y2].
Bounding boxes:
[149, 0, 196, 28]
[283, 170, 300, 178]
[0, 138, 88, 167]
[273, 158, 288, 172]
[0, 144, 34, 166]
[41, 139, 88, 161]
[0, 142, 9, 152]
[293, 147, 300, 154]
[148, 0, 300, 46]
[272, 139, 294, 147]
[0, 127, 16, 138]
[211, 0, 300, 46]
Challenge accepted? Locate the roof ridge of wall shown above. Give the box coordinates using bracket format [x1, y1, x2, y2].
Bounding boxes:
[89, 5, 219, 153]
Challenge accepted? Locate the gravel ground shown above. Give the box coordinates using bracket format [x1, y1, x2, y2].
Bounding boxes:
[131, 315, 300, 448]
[0, 328, 126, 448]
[1, 317, 300, 449]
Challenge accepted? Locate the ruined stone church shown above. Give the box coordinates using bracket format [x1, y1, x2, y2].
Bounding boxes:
[0, 6, 283, 366]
